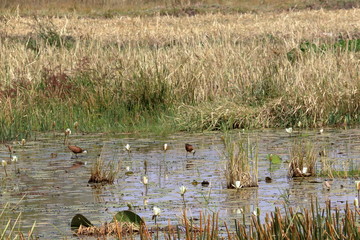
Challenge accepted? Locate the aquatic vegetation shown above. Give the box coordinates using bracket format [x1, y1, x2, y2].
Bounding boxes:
[88, 153, 119, 184]
[223, 133, 258, 188]
[64, 128, 71, 145]
[152, 207, 161, 224]
[1, 160, 8, 177]
[288, 140, 317, 178]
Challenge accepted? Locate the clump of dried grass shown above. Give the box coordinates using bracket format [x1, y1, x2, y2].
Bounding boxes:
[288, 140, 317, 178]
[76, 221, 142, 237]
[223, 133, 258, 188]
[88, 150, 120, 184]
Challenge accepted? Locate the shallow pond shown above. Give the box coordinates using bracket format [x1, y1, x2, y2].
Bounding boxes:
[1, 128, 360, 238]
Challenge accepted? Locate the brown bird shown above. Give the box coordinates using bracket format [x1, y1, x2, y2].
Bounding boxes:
[68, 145, 87, 158]
[185, 143, 196, 157]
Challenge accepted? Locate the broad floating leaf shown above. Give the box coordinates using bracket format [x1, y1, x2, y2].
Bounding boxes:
[111, 210, 144, 227]
[71, 214, 93, 231]
[267, 154, 282, 164]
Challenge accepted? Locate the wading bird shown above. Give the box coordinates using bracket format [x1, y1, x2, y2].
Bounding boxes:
[68, 145, 87, 158]
[185, 143, 195, 157]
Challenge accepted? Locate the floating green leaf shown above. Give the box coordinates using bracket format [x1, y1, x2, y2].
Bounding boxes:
[71, 214, 93, 231]
[267, 154, 282, 164]
[111, 210, 144, 227]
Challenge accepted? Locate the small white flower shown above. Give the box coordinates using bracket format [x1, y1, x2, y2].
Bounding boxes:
[143, 199, 148, 206]
[252, 210, 257, 216]
[126, 166, 130, 171]
[1, 160, 7, 167]
[285, 127, 293, 134]
[355, 198, 359, 207]
[236, 208, 243, 214]
[142, 176, 148, 185]
[65, 128, 71, 135]
[21, 139, 26, 145]
[153, 206, 161, 216]
[11, 156, 18, 163]
[163, 143, 168, 151]
[302, 167, 308, 174]
[125, 144, 131, 151]
[319, 128, 324, 134]
[232, 180, 242, 189]
[297, 121, 302, 127]
[179, 186, 187, 195]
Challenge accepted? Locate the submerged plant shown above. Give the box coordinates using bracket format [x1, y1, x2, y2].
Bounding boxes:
[223, 133, 258, 188]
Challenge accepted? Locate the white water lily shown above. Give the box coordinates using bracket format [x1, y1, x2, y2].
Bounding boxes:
[163, 143, 168, 151]
[232, 180, 242, 189]
[319, 128, 324, 134]
[143, 199, 148, 206]
[355, 181, 360, 191]
[297, 121, 302, 127]
[125, 144, 131, 152]
[65, 128, 71, 135]
[252, 210, 257, 216]
[11, 156, 18, 163]
[21, 139, 26, 146]
[1, 160, 7, 167]
[355, 198, 359, 207]
[153, 206, 161, 216]
[302, 167, 308, 174]
[236, 208, 243, 214]
[285, 127, 293, 134]
[179, 186, 187, 195]
[126, 166, 130, 171]
[142, 176, 148, 185]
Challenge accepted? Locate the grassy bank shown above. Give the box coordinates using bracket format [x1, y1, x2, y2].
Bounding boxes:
[0, 0, 359, 17]
[1, 8, 360, 140]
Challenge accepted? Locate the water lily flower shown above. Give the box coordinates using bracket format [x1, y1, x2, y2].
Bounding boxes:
[1, 160, 7, 167]
[126, 166, 130, 171]
[143, 199, 148, 206]
[142, 176, 148, 185]
[11, 156, 18, 163]
[297, 121, 302, 127]
[125, 144, 131, 152]
[302, 167, 308, 174]
[153, 206, 161, 216]
[179, 186, 187, 195]
[252, 210, 257, 216]
[285, 127, 293, 134]
[355, 198, 359, 207]
[319, 129, 324, 134]
[232, 180, 242, 189]
[21, 139, 26, 146]
[65, 128, 71, 135]
[163, 143, 168, 151]
[355, 181, 360, 191]
[236, 208, 243, 214]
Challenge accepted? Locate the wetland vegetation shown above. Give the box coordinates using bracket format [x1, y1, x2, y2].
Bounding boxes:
[1, 0, 360, 239]
[1, 1, 360, 141]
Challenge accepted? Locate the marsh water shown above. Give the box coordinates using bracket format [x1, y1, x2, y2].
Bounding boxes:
[1, 128, 360, 239]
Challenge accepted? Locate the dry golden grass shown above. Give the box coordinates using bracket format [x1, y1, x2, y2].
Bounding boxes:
[288, 140, 317, 177]
[1, 8, 360, 138]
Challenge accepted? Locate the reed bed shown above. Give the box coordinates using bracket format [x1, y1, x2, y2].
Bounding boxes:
[1, 9, 360, 139]
[288, 140, 317, 177]
[74, 199, 360, 239]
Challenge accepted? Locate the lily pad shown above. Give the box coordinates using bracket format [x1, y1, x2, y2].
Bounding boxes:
[267, 154, 282, 164]
[71, 214, 93, 231]
[111, 210, 144, 227]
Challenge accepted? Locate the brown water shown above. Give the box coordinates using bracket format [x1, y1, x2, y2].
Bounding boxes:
[0, 128, 359, 239]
